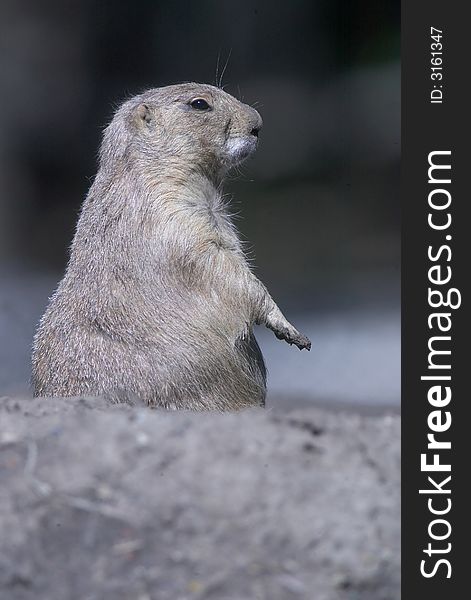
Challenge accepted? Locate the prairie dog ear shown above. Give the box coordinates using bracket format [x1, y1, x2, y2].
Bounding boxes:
[135, 103, 154, 127]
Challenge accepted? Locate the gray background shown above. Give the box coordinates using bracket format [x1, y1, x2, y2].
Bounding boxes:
[0, 0, 400, 408]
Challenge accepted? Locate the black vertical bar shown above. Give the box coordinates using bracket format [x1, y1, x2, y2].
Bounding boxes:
[402, 1, 468, 597]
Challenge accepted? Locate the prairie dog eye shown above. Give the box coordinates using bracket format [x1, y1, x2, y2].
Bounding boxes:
[190, 98, 211, 111]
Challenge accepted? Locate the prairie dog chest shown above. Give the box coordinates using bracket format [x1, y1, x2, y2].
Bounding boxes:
[207, 204, 240, 251]
[186, 193, 241, 254]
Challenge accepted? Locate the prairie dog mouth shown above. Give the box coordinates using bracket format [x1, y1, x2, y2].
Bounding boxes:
[226, 136, 257, 163]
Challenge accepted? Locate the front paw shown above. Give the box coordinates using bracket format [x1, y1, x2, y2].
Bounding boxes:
[293, 331, 312, 351]
[274, 326, 311, 351]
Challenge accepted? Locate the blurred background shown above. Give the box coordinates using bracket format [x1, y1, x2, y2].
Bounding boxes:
[0, 0, 400, 409]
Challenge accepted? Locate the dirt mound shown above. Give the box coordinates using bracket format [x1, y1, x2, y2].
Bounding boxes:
[0, 398, 400, 600]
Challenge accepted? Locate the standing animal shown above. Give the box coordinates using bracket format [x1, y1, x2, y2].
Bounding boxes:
[32, 83, 310, 409]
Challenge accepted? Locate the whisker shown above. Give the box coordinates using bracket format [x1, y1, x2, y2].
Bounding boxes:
[215, 51, 221, 88]
[219, 48, 232, 88]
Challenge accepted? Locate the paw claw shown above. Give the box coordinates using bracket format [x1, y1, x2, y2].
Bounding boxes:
[270, 321, 311, 351]
[295, 336, 311, 351]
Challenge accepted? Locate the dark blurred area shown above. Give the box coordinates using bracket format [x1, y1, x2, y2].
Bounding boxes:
[0, 0, 400, 404]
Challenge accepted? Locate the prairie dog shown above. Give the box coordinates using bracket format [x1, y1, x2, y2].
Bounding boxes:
[32, 83, 311, 409]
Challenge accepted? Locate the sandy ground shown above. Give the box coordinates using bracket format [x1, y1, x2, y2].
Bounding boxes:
[0, 397, 400, 600]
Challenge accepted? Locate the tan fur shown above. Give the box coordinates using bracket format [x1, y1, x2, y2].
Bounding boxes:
[31, 83, 310, 410]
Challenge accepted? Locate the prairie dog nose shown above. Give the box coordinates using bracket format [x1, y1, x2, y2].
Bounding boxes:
[248, 110, 263, 137]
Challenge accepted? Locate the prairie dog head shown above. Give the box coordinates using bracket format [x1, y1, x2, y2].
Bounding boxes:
[101, 83, 263, 181]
